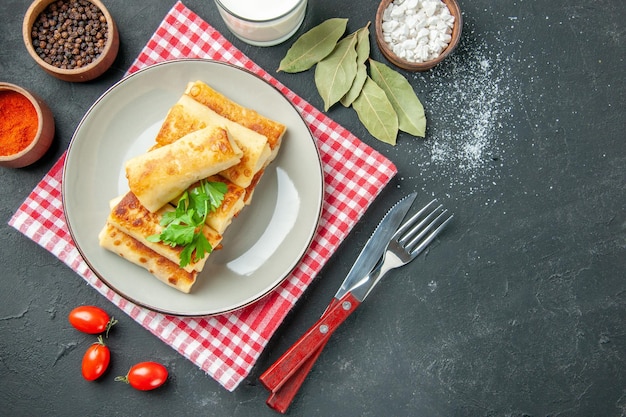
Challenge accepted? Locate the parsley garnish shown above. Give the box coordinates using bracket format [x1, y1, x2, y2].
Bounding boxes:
[147, 180, 227, 268]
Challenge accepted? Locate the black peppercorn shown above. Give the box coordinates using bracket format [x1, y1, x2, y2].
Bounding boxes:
[31, 0, 108, 70]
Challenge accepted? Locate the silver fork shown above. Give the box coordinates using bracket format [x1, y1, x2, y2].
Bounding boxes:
[261, 198, 453, 413]
[356, 199, 454, 300]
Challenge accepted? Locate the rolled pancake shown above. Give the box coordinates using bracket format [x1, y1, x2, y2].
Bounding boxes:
[99, 224, 197, 293]
[184, 80, 286, 162]
[155, 94, 272, 188]
[243, 169, 265, 205]
[125, 126, 242, 212]
[108, 192, 223, 273]
[173, 176, 246, 234]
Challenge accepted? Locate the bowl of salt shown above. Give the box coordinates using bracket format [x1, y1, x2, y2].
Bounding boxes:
[375, 0, 462, 71]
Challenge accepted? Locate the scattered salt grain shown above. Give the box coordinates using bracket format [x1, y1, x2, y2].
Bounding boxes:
[381, 0, 455, 63]
[397, 33, 521, 203]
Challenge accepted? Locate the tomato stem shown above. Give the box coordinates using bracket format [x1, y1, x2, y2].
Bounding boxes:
[105, 316, 118, 338]
[114, 374, 130, 384]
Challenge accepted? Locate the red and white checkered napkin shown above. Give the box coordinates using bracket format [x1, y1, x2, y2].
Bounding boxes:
[9, 1, 396, 390]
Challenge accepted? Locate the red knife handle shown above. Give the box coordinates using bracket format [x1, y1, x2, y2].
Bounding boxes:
[265, 298, 340, 413]
[265, 341, 326, 413]
[260, 292, 361, 393]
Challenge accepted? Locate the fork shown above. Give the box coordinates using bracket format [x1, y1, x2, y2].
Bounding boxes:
[261, 199, 453, 413]
[358, 200, 453, 300]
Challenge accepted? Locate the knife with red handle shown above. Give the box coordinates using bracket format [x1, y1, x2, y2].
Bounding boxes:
[260, 292, 360, 392]
[260, 192, 417, 412]
[264, 298, 339, 413]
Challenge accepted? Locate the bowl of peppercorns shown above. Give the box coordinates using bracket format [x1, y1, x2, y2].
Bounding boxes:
[0, 82, 55, 168]
[22, 0, 119, 82]
[375, 0, 462, 71]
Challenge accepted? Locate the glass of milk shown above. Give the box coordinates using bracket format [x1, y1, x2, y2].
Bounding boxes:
[214, 0, 308, 47]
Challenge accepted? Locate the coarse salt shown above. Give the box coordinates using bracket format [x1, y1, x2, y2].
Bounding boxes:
[381, 0, 455, 63]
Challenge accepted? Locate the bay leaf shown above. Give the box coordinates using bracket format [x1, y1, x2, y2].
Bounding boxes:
[340, 62, 367, 107]
[278, 18, 348, 73]
[314, 31, 359, 111]
[340, 24, 370, 107]
[352, 77, 399, 145]
[369, 59, 427, 137]
[354, 23, 371, 66]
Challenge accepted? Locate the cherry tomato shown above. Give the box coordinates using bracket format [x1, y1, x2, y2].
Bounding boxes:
[116, 361, 168, 391]
[82, 336, 110, 381]
[68, 306, 117, 335]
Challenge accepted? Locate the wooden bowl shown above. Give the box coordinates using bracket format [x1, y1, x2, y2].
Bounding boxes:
[375, 0, 462, 71]
[0, 82, 55, 168]
[22, 0, 119, 82]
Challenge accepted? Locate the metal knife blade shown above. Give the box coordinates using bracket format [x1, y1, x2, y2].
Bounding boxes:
[333, 192, 417, 301]
[259, 193, 419, 398]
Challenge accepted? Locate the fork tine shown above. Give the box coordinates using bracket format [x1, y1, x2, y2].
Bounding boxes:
[398, 203, 444, 246]
[395, 199, 438, 240]
[406, 211, 453, 256]
[356, 198, 453, 302]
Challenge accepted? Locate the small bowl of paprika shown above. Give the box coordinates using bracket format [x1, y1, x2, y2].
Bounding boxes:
[22, 0, 119, 82]
[0, 82, 55, 168]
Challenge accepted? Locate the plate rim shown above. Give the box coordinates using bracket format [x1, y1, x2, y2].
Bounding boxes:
[62, 58, 324, 316]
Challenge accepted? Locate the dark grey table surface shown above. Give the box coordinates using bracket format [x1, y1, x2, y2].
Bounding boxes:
[1, 0, 625, 416]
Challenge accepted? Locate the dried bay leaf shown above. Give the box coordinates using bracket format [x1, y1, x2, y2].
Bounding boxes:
[315, 31, 359, 111]
[278, 19, 429, 146]
[340, 24, 370, 107]
[354, 24, 371, 66]
[369, 59, 426, 137]
[341, 62, 367, 107]
[352, 77, 399, 145]
[278, 18, 348, 73]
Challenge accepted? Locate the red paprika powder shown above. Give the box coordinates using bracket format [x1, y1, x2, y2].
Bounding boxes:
[0, 90, 39, 156]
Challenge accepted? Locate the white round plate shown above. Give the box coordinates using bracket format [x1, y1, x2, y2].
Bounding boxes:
[63, 59, 323, 316]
